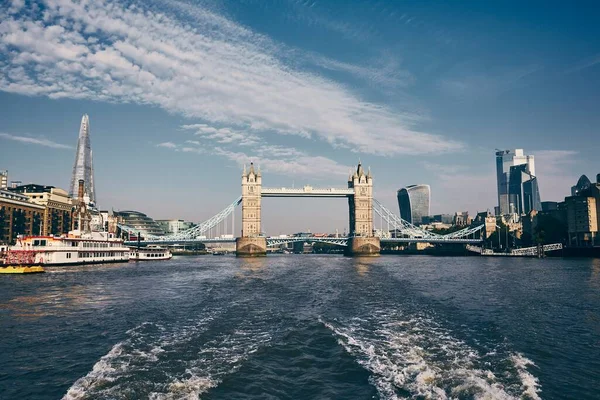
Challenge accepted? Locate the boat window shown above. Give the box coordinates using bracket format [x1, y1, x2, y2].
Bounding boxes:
[34, 240, 40, 246]
[40, 240, 46, 246]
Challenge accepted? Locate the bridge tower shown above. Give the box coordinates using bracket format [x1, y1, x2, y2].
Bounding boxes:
[347, 162, 380, 256]
[236, 162, 267, 256]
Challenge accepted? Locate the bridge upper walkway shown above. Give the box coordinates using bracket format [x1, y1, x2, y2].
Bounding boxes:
[261, 186, 354, 197]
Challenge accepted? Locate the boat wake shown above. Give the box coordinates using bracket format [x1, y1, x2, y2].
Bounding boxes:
[63, 309, 273, 399]
[320, 309, 541, 400]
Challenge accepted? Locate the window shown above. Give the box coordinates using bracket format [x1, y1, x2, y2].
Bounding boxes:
[66, 253, 71, 259]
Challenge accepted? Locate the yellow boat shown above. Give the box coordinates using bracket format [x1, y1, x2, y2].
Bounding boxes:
[0, 266, 45, 274]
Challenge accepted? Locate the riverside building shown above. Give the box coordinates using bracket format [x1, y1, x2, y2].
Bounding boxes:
[0, 190, 45, 244]
[9, 184, 74, 237]
[113, 210, 165, 238]
[156, 219, 194, 235]
[566, 174, 600, 247]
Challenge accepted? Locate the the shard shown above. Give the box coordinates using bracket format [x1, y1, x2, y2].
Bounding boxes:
[69, 114, 96, 205]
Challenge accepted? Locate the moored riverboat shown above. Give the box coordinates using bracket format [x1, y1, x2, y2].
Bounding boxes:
[129, 245, 173, 261]
[2, 231, 130, 266]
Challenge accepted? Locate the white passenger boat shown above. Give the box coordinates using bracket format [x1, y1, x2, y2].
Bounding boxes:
[4, 231, 130, 266]
[129, 245, 172, 261]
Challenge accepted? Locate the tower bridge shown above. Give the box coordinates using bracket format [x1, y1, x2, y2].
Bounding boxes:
[236, 162, 378, 257]
[119, 161, 484, 255]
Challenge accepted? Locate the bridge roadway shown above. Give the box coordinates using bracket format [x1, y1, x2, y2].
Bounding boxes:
[125, 236, 483, 247]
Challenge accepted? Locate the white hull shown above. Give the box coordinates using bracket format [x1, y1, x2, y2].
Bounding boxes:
[129, 246, 172, 261]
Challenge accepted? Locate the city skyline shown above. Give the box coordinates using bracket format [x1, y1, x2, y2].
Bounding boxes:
[1, 1, 599, 232]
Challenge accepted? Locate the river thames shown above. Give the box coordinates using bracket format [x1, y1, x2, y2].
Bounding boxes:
[1, 255, 599, 399]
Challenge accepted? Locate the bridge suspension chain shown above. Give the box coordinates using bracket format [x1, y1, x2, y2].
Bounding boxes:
[166, 196, 242, 240]
[118, 196, 242, 241]
[371, 199, 484, 240]
[372, 199, 441, 239]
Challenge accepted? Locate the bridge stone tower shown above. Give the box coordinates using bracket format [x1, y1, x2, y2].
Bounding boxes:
[236, 162, 267, 256]
[347, 162, 380, 256]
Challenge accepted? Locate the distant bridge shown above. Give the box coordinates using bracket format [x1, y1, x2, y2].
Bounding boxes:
[120, 193, 484, 247]
[261, 186, 354, 197]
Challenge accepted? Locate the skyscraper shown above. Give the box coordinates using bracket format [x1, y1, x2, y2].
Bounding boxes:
[397, 184, 430, 224]
[69, 114, 96, 205]
[508, 164, 542, 215]
[571, 175, 592, 196]
[495, 149, 536, 215]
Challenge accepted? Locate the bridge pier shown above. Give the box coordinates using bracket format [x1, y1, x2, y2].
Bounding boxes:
[345, 237, 380, 257]
[236, 237, 267, 257]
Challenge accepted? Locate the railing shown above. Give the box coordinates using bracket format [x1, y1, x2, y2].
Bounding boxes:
[466, 243, 563, 256]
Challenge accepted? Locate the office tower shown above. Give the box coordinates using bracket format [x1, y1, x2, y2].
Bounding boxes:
[397, 184, 430, 224]
[508, 164, 542, 215]
[571, 175, 592, 196]
[496, 149, 535, 215]
[69, 114, 96, 205]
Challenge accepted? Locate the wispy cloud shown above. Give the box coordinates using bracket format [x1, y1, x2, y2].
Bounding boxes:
[0, 0, 461, 156]
[156, 142, 177, 149]
[0, 132, 72, 149]
[566, 53, 600, 74]
[160, 123, 351, 178]
[180, 124, 260, 146]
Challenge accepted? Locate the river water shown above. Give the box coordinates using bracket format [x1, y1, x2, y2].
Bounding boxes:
[1, 255, 599, 400]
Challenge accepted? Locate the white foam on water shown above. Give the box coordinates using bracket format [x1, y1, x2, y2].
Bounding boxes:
[62, 314, 221, 399]
[511, 353, 542, 400]
[63, 310, 276, 399]
[149, 374, 217, 400]
[63, 342, 127, 400]
[320, 311, 543, 400]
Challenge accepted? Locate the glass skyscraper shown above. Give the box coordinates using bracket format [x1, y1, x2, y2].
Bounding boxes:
[397, 184, 430, 224]
[69, 114, 96, 205]
[496, 149, 536, 215]
[508, 164, 542, 215]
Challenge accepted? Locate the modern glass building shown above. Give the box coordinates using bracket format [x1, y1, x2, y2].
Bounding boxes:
[508, 164, 542, 215]
[571, 175, 592, 196]
[397, 184, 430, 224]
[496, 149, 535, 215]
[113, 210, 165, 237]
[69, 114, 96, 206]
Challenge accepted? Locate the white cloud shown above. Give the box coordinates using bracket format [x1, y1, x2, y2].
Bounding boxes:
[8, 0, 25, 14]
[181, 124, 259, 146]
[0, 0, 462, 156]
[0, 132, 72, 149]
[211, 146, 351, 178]
[156, 141, 177, 148]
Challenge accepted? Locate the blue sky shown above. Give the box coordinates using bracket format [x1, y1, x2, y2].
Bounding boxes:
[0, 0, 598, 233]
